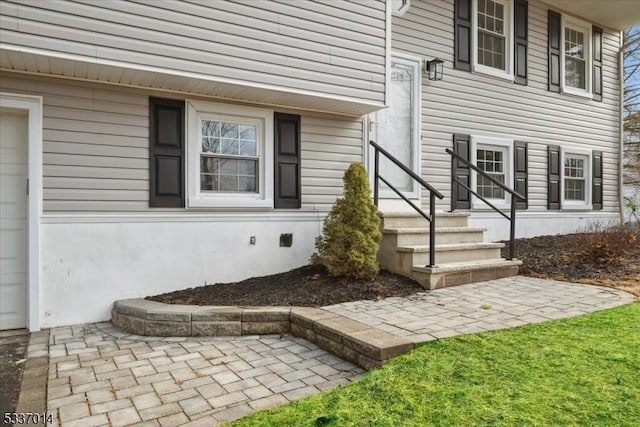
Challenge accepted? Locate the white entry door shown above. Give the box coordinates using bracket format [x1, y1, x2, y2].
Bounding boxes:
[372, 55, 421, 199]
[0, 110, 28, 330]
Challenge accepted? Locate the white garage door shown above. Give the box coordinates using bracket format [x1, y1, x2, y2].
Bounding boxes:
[0, 110, 28, 330]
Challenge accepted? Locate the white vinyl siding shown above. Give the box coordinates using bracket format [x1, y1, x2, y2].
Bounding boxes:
[0, 0, 386, 105]
[391, 0, 620, 215]
[0, 73, 363, 213]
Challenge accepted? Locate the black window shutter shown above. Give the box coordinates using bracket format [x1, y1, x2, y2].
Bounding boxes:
[454, 0, 472, 71]
[593, 26, 603, 102]
[149, 97, 185, 208]
[547, 145, 561, 210]
[514, 0, 528, 85]
[452, 134, 471, 210]
[548, 10, 561, 93]
[514, 141, 528, 209]
[592, 150, 603, 210]
[274, 113, 301, 209]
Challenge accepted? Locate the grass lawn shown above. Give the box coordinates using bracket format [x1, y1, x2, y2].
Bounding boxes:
[228, 304, 640, 427]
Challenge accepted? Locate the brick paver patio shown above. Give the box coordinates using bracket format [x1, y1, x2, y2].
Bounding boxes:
[19, 277, 635, 426]
[42, 324, 363, 426]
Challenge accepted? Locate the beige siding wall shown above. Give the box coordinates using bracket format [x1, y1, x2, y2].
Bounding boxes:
[0, 73, 363, 213]
[392, 0, 621, 214]
[0, 0, 386, 104]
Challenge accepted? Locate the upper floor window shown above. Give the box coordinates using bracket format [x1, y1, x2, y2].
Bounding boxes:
[562, 17, 591, 97]
[454, 0, 527, 85]
[477, 0, 506, 70]
[564, 27, 585, 89]
[473, 0, 514, 80]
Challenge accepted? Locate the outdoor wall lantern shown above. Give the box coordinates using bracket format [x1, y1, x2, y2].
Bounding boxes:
[425, 58, 444, 81]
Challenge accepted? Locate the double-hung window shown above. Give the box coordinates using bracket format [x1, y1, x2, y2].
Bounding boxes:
[200, 119, 259, 193]
[477, 148, 506, 199]
[187, 101, 273, 208]
[562, 17, 591, 97]
[471, 136, 512, 209]
[561, 149, 591, 208]
[473, 0, 514, 79]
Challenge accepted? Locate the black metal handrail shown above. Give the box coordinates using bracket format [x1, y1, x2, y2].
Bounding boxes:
[370, 140, 444, 267]
[445, 148, 527, 260]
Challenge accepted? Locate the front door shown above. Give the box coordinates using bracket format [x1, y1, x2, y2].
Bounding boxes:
[0, 110, 28, 330]
[372, 55, 421, 201]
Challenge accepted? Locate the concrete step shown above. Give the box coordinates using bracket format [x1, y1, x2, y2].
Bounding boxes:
[376, 211, 520, 291]
[381, 227, 487, 246]
[397, 242, 505, 264]
[410, 259, 522, 289]
[378, 211, 469, 229]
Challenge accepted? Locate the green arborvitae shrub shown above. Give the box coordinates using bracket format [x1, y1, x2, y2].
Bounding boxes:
[311, 163, 382, 279]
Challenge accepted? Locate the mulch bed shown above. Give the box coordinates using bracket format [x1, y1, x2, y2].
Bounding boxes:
[148, 231, 640, 307]
[147, 265, 423, 307]
[502, 231, 640, 297]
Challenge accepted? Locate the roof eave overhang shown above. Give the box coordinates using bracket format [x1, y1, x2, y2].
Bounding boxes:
[0, 45, 385, 117]
[540, 0, 640, 30]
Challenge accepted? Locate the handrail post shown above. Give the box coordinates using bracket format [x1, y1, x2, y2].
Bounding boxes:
[450, 153, 456, 212]
[429, 192, 436, 267]
[509, 196, 516, 260]
[373, 148, 380, 206]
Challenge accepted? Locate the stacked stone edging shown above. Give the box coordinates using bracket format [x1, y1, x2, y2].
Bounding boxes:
[112, 299, 414, 370]
[289, 307, 414, 370]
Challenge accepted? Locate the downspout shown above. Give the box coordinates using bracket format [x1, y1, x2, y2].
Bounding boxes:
[619, 30, 625, 224]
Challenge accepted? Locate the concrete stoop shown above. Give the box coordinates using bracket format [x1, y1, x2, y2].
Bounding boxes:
[112, 299, 414, 370]
[378, 211, 522, 289]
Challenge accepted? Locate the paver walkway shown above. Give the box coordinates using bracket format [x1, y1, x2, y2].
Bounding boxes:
[26, 277, 634, 426]
[325, 277, 636, 343]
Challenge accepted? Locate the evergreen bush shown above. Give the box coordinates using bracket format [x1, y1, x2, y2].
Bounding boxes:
[311, 163, 381, 279]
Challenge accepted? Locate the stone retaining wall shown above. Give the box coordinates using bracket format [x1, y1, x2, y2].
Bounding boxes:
[112, 299, 414, 370]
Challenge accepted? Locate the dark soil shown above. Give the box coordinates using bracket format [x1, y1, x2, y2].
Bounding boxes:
[0, 332, 28, 419]
[147, 265, 423, 307]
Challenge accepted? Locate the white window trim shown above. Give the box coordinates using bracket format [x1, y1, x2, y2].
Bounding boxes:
[561, 15, 592, 98]
[472, 0, 514, 81]
[391, 0, 410, 17]
[186, 100, 274, 209]
[561, 147, 592, 210]
[471, 136, 513, 210]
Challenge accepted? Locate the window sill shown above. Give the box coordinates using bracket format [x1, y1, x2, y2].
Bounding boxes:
[561, 87, 593, 100]
[188, 197, 273, 209]
[561, 204, 593, 211]
[472, 201, 511, 211]
[472, 65, 514, 82]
